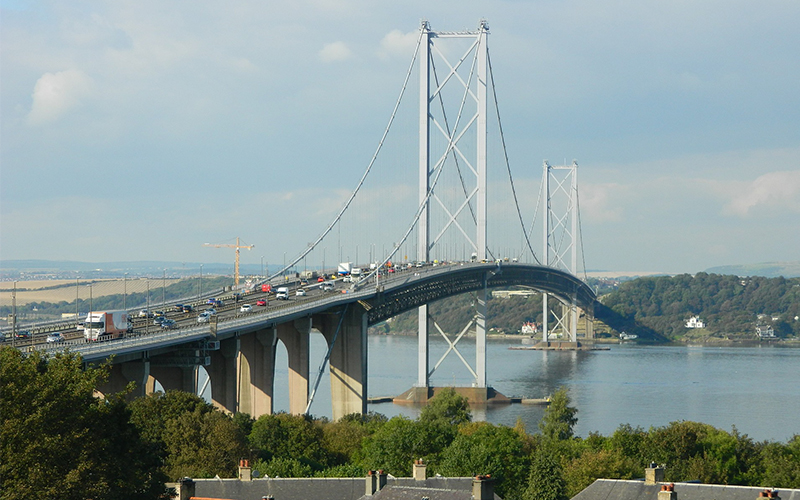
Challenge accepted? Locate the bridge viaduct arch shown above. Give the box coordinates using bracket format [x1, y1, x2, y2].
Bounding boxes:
[94, 264, 594, 421]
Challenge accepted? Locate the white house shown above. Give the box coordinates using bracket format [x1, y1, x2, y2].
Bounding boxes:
[685, 316, 705, 328]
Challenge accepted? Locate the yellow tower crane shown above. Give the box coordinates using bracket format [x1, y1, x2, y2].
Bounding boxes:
[203, 237, 254, 288]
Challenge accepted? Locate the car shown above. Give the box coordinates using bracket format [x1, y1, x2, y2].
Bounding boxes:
[207, 298, 217, 304]
[296, 289, 307, 297]
[160, 318, 177, 329]
[256, 299, 267, 306]
[182, 305, 193, 313]
[174, 304, 184, 312]
[138, 309, 149, 317]
[205, 308, 217, 316]
[153, 316, 167, 325]
[15, 330, 31, 339]
[317, 276, 325, 283]
[240, 304, 253, 313]
[197, 313, 211, 324]
[46, 333, 64, 343]
[321, 282, 335, 291]
[153, 310, 165, 317]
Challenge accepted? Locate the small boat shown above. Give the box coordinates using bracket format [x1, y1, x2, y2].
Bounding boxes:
[619, 332, 638, 341]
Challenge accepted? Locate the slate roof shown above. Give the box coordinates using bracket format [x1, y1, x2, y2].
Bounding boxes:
[571, 479, 800, 500]
[192, 476, 500, 500]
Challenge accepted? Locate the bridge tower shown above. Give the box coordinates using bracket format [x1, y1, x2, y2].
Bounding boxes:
[541, 160, 582, 343]
[417, 20, 490, 395]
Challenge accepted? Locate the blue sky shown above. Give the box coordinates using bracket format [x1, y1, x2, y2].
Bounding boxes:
[1, 0, 798, 274]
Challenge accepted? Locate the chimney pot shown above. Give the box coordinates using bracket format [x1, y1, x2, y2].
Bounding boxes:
[413, 458, 427, 481]
[472, 474, 494, 500]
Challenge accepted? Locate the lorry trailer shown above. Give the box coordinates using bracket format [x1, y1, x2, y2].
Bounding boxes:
[84, 310, 130, 341]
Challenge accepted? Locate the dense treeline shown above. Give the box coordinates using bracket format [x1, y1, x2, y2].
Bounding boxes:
[378, 274, 800, 342]
[601, 273, 800, 340]
[3, 347, 798, 500]
[0, 276, 232, 319]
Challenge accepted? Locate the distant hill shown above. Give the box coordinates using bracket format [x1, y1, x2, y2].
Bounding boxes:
[0, 259, 274, 277]
[705, 261, 800, 278]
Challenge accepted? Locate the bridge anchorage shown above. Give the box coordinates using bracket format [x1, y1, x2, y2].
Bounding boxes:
[16, 19, 596, 420]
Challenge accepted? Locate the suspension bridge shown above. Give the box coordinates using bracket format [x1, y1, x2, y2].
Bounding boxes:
[5, 20, 596, 420]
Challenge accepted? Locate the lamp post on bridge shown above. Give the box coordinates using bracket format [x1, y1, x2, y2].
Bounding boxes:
[123, 273, 127, 311]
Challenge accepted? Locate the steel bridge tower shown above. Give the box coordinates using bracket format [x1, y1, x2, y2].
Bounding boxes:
[416, 20, 490, 394]
[541, 160, 584, 343]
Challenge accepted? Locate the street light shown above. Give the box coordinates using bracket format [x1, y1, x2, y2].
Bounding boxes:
[261, 256, 264, 278]
[199, 264, 203, 300]
[123, 273, 128, 311]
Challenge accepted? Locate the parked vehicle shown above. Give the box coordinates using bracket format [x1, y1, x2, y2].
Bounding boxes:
[84, 310, 129, 341]
[275, 287, 289, 300]
[240, 304, 253, 313]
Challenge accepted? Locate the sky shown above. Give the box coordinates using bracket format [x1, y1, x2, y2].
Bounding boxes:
[1, 0, 799, 275]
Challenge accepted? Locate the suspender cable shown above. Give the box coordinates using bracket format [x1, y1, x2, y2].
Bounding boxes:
[268, 29, 426, 282]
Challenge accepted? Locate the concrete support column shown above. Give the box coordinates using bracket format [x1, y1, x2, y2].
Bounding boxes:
[316, 304, 368, 420]
[476, 279, 487, 388]
[417, 305, 429, 388]
[208, 337, 240, 414]
[238, 328, 277, 418]
[147, 366, 197, 394]
[97, 358, 150, 400]
[277, 318, 311, 415]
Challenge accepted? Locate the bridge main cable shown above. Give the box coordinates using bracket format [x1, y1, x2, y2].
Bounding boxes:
[268, 29, 426, 282]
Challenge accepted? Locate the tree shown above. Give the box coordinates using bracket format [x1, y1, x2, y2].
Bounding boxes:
[358, 415, 456, 476]
[419, 387, 472, 427]
[437, 422, 531, 500]
[523, 448, 569, 500]
[0, 347, 168, 500]
[128, 390, 248, 480]
[249, 413, 327, 467]
[539, 387, 578, 441]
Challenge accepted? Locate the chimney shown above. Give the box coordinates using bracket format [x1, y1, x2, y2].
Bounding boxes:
[658, 483, 677, 500]
[645, 463, 665, 485]
[758, 490, 781, 499]
[472, 475, 494, 500]
[377, 470, 387, 492]
[177, 477, 195, 500]
[365, 470, 377, 496]
[413, 459, 427, 481]
[238, 459, 252, 481]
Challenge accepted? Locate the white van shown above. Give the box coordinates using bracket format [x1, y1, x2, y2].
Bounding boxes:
[276, 287, 289, 300]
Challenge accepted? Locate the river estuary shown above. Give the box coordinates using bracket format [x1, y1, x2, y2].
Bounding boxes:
[267, 335, 798, 442]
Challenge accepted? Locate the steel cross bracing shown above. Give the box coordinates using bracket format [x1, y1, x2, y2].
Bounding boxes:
[542, 160, 581, 343]
[417, 19, 489, 390]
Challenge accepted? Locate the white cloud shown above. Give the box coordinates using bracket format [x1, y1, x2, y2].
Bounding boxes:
[580, 183, 627, 223]
[718, 170, 800, 216]
[319, 41, 353, 63]
[26, 69, 93, 126]
[378, 29, 419, 59]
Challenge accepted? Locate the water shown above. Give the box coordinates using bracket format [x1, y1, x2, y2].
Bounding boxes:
[266, 335, 800, 442]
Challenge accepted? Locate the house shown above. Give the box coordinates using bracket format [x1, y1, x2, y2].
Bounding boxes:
[756, 325, 776, 339]
[685, 316, 705, 328]
[170, 459, 502, 500]
[572, 464, 800, 500]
